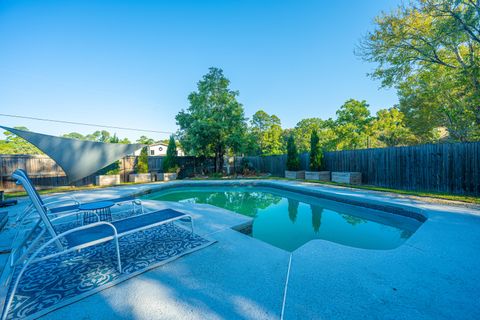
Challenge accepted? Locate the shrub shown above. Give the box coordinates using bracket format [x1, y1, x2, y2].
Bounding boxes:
[136, 146, 149, 174]
[240, 158, 255, 175]
[309, 131, 323, 171]
[162, 135, 179, 173]
[99, 160, 120, 175]
[286, 134, 300, 171]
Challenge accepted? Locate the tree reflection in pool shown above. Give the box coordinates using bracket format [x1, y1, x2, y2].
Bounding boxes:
[144, 186, 422, 251]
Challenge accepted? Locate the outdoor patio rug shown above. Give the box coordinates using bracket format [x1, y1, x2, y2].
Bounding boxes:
[3, 223, 215, 319]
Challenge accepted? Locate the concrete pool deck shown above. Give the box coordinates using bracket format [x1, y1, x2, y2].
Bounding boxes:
[1, 180, 480, 319]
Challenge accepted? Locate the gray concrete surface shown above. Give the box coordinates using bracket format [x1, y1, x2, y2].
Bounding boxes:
[1, 180, 479, 319]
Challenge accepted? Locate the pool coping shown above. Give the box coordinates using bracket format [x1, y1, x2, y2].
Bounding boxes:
[134, 180, 428, 222]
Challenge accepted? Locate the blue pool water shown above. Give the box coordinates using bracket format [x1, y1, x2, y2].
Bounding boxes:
[143, 186, 422, 251]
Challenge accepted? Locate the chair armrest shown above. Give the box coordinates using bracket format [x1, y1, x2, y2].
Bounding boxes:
[57, 221, 119, 241]
[33, 221, 119, 263]
[43, 194, 78, 203]
[114, 199, 144, 215]
[44, 198, 80, 208]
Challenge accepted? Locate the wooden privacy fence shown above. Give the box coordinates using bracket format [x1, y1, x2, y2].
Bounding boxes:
[322, 143, 480, 195]
[148, 156, 217, 178]
[237, 142, 480, 195]
[2, 142, 479, 195]
[235, 153, 310, 177]
[0, 155, 138, 191]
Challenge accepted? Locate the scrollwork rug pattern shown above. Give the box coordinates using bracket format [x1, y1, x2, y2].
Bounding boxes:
[4, 223, 214, 319]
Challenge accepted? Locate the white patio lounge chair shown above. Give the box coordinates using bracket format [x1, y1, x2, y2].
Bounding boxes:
[1, 169, 194, 320]
[14, 169, 143, 224]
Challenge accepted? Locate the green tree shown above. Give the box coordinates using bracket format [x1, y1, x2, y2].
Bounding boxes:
[163, 135, 179, 173]
[62, 132, 86, 140]
[85, 130, 111, 142]
[371, 108, 418, 146]
[293, 117, 338, 152]
[248, 110, 284, 155]
[334, 99, 373, 150]
[397, 64, 475, 141]
[286, 134, 300, 171]
[281, 129, 293, 153]
[309, 130, 323, 171]
[176, 67, 247, 172]
[293, 118, 323, 152]
[359, 0, 480, 141]
[136, 135, 155, 145]
[136, 146, 149, 174]
[0, 127, 42, 154]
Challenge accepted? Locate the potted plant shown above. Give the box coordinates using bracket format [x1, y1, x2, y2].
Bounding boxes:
[305, 131, 330, 181]
[331, 172, 362, 184]
[95, 161, 121, 186]
[129, 146, 152, 183]
[284, 134, 305, 179]
[159, 136, 179, 181]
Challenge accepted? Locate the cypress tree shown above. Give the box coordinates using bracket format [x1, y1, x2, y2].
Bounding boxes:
[309, 131, 323, 171]
[286, 134, 300, 171]
[163, 135, 179, 173]
[136, 146, 149, 174]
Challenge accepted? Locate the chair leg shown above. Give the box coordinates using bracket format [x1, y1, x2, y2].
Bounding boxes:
[114, 237, 122, 273]
[189, 216, 194, 234]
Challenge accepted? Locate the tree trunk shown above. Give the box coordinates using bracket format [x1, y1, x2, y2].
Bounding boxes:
[214, 152, 219, 173]
[219, 153, 224, 173]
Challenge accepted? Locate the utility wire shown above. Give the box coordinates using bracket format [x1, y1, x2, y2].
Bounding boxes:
[0, 113, 174, 134]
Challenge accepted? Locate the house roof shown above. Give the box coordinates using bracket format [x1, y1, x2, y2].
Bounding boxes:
[150, 142, 168, 147]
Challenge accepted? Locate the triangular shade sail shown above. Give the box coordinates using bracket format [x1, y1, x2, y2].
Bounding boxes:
[1, 126, 145, 183]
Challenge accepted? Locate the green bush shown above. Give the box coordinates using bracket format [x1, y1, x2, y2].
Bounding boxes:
[136, 146, 149, 174]
[309, 131, 323, 171]
[209, 172, 224, 179]
[286, 134, 300, 171]
[162, 136, 179, 173]
[98, 160, 120, 175]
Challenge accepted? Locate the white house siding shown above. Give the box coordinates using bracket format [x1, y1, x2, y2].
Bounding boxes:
[133, 143, 184, 156]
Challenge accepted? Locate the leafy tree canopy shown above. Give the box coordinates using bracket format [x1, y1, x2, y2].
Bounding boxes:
[371, 107, 418, 147]
[176, 67, 247, 172]
[334, 99, 373, 150]
[136, 135, 155, 145]
[359, 0, 480, 141]
[0, 127, 43, 154]
[247, 110, 284, 155]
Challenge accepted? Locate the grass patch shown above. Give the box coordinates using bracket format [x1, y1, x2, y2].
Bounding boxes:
[302, 180, 480, 205]
[4, 182, 148, 199]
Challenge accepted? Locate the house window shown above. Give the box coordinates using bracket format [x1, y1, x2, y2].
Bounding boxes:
[150, 150, 154, 156]
[159, 147, 163, 152]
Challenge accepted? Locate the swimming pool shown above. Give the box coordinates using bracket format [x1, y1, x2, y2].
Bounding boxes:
[143, 186, 422, 251]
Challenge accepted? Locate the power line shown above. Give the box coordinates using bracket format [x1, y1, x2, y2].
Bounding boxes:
[0, 113, 174, 134]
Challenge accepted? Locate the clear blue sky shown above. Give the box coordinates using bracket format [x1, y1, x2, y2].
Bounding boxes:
[0, 0, 400, 142]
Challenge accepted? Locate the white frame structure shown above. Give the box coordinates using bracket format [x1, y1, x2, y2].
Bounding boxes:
[1, 169, 194, 320]
[14, 169, 144, 225]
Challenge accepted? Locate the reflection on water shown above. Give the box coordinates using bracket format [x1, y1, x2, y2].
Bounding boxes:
[145, 187, 421, 251]
[341, 214, 367, 226]
[288, 198, 299, 223]
[310, 205, 323, 233]
[155, 189, 282, 217]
